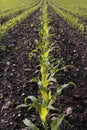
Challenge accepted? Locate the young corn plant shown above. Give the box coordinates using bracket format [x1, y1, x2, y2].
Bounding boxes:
[17, 0, 75, 129]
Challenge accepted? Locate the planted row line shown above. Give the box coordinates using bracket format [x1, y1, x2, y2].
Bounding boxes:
[48, 0, 86, 32]
[50, 0, 87, 19]
[17, 0, 75, 130]
[0, 0, 40, 24]
[0, 0, 42, 41]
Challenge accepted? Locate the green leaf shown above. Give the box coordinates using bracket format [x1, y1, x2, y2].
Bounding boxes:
[49, 77, 56, 83]
[57, 83, 70, 95]
[24, 96, 38, 107]
[25, 96, 37, 102]
[23, 118, 39, 130]
[39, 86, 49, 103]
[42, 51, 49, 58]
[16, 104, 28, 109]
[48, 105, 57, 111]
[51, 114, 65, 130]
[49, 83, 70, 106]
[39, 105, 48, 125]
[24, 96, 41, 112]
[69, 82, 77, 88]
[49, 94, 57, 106]
[60, 65, 74, 71]
[33, 49, 38, 53]
[38, 81, 43, 89]
[30, 77, 39, 83]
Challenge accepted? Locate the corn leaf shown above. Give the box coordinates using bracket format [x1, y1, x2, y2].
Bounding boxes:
[49, 84, 69, 106]
[23, 118, 39, 130]
[40, 88, 48, 103]
[39, 105, 48, 124]
[57, 83, 70, 95]
[48, 105, 57, 111]
[25, 96, 37, 102]
[69, 82, 77, 88]
[48, 90, 52, 100]
[16, 104, 28, 109]
[51, 114, 65, 130]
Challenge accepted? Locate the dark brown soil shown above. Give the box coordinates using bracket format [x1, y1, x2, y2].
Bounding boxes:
[0, 5, 87, 130]
[0, 9, 42, 130]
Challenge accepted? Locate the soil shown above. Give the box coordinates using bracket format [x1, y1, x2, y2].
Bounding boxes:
[0, 5, 87, 130]
[0, 9, 41, 130]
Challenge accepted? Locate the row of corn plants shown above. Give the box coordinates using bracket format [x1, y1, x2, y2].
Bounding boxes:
[0, 0, 40, 24]
[49, 0, 87, 19]
[0, 0, 42, 41]
[17, 0, 75, 130]
[56, 4, 87, 19]
[48, 0, 85, 32]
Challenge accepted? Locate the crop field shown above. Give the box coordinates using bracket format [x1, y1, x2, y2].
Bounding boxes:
[0, 0, 87, 130]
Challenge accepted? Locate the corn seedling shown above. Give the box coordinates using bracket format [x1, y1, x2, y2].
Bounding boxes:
[17, 0, 76, 130]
